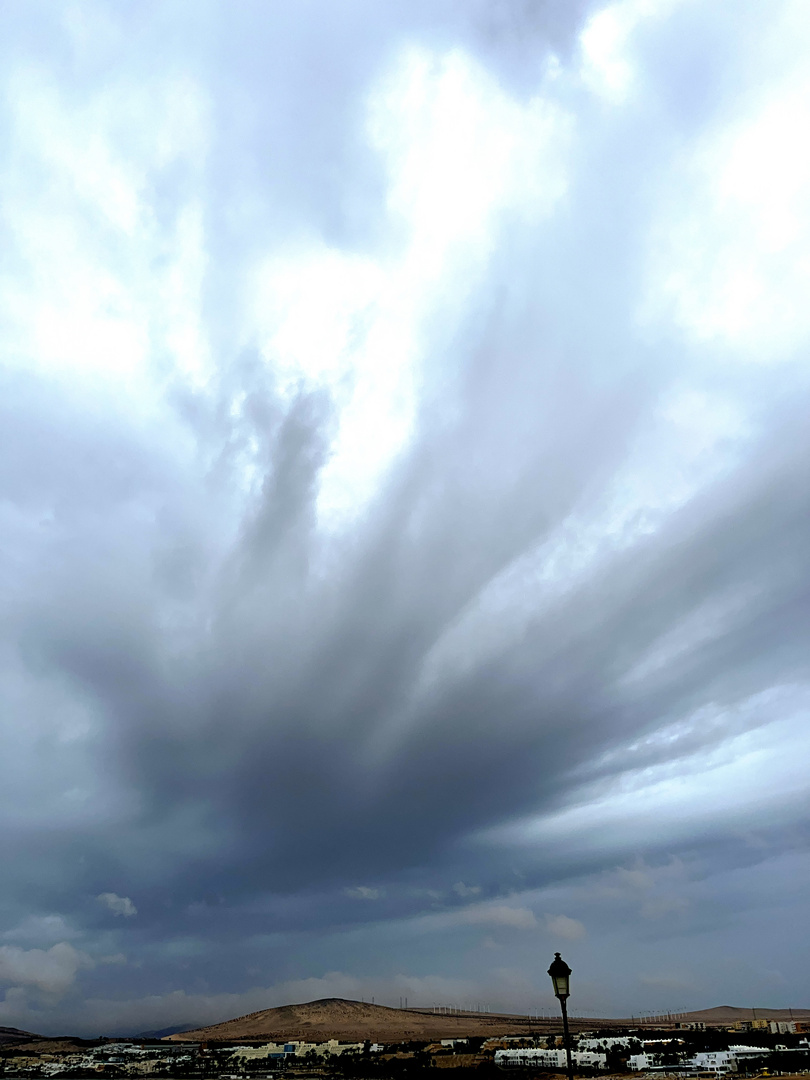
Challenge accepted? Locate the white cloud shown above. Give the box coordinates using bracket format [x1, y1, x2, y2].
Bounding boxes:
[459, 904, 537, 931]
[579, 0, 684, 103]
[344, 886, 382, 900]
[452, 882, 482, 898]
[642, 6, 810, 358]
[0, 942, 93, 997]
[405, 899, 538, 935]
[97, 892, 137, 917]
[0, 62, 211, 406]
[542, 915, 587, 941]
[246, 44, 572, 531]
[2, 915, 77, 946]
[368, 47, 570, 272]
[544, 914, 586, 941]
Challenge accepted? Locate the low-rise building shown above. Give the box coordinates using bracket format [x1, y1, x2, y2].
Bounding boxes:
[232, 1038, 363, 1062]
[769, 1021, 796, 1034]
[495, 1048, 607, 1069]
[628, 1053, 653, 1070]
[690, 1045, 770, 1073]
[578, 1037, 634, 1051]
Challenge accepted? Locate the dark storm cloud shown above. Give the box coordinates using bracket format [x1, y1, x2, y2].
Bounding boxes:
[1, 0, 810, 1036]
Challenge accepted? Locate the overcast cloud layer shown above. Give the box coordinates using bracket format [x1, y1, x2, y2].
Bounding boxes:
[2, 0, 810, 1037]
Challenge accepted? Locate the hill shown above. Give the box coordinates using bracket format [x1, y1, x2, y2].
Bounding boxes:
[678, 1005, 810, 1024]
[165, 998, 810, 1044]
[164, 997, 556, 1043]
[0, 1027, 40, 1046]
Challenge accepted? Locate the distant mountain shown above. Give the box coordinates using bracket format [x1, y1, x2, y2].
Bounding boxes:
[135, 1024, 200, 1039]
[678, 1005, 810, 1023]
[0, 1026, 40, 1046]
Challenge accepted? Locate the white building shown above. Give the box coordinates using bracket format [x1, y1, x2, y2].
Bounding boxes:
[628, 1054, 652, 1071]
[495, 1048, 607, 1069]
[770, 1022, 796, 1035]
[690, 1046, 768, 1073]
[233, 1040, 364, 1061]
[578, 1037, 633, 1051]
[574, 1051, 609, 1068]
[691, 1050, 735, 1073]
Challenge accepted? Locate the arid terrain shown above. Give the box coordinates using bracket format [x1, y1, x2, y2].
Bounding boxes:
[164, 997, 810, 1043]
[165, 998, 579, 1042]
[0, 1027, 39, 1046]
[676, 1005, 810, 1025]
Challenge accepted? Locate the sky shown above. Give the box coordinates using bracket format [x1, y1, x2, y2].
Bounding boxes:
[1, 0, 809, 1039]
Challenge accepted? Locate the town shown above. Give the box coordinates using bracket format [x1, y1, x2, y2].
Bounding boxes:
[3, 1018, 809, 1079]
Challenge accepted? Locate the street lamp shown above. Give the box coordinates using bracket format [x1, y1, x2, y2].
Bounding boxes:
[548, 952, 574, 1080]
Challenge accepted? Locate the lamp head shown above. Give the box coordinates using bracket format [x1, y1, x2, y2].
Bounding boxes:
[547, 952, 572, 999]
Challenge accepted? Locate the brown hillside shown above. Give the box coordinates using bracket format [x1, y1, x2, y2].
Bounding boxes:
[0, 1027, 40, 1047]
[165, 997, 561, 1043]
[165, 998, 810, 1044]
[678, 1005, 810, 1024]
[0, 1039, 85, 1055]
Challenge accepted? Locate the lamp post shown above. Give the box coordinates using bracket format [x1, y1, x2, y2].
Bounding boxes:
[548, 952, 574, 1080]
